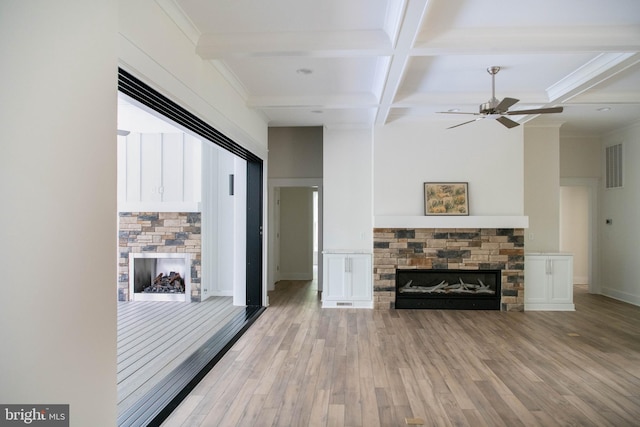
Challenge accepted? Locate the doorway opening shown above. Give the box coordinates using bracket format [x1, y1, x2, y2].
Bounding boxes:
[560, 178, 599, 295]
[268, 179, 323, 294]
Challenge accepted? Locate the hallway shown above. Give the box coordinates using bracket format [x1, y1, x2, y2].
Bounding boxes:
[163, 280, 640, 426]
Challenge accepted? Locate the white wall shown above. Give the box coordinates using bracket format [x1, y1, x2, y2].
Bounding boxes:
[201, 145, 247, 302]
[324, 128, 374, 251]
[279, 187, 314, 280]
[214, 149, 236, 297]
[374, 120, 524, 216]
[524, 125, 561, 252]
[600, 122, 640, 305]
[0, 1, 118, 425]
[232, 157, 247, 306]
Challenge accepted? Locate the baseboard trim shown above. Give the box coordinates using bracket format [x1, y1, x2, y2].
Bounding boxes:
[573, 276, 589, 285]
[280, 273, 314, 281]
[525, 303, 575, 311]
[600, 287, 640, 307]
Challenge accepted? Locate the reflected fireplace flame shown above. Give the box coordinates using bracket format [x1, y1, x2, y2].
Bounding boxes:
[399, 278, 495, 294]
[129, 253, 191, 302]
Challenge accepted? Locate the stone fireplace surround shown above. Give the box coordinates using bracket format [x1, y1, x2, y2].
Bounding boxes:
[118, 212, 201, 302]
[373, 228, 525, 311]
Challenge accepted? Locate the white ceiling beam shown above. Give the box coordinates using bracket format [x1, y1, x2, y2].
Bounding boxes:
[566, 93, 640, 103]
[412, 26, 640, 54]
[394, 92, 551, 106]
[383, 0, 410, 46]
[547, 52, 640, 103]
[375, 0, 432, 125]
[247, 93, 379, 109]
[196, 30, 392, 59]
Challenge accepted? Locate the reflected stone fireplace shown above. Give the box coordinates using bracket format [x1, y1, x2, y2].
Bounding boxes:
[373, 228, 525, 311]
[118, 212, 201, 302]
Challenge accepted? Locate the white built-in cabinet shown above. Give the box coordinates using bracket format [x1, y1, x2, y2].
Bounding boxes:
[322, 252, 373, 308]
[117, 132, 202, 211]
[525, 253, 575, 311]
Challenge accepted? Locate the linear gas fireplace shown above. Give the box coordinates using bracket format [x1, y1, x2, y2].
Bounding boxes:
[395, 269, 501, 310]
[373, 227, 525, 311]
[129, 253, 192, 302]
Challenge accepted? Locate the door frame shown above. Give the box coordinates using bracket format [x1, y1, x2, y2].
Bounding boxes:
[268, 178, 323, 292]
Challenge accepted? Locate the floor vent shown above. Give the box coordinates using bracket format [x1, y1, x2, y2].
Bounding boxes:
[336, 302, 353, 307]
[606, 143, 623, 189]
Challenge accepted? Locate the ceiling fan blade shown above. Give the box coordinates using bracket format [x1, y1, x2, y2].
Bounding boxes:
[447, 118, 483, 129]
[437, 111, 480, 115]
[506, 106, 564, 115]
[496, 116, 520, 129]
[495, 97, 519, 112]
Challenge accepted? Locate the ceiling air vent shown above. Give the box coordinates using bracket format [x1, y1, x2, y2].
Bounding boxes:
[605, 143, 623, 189]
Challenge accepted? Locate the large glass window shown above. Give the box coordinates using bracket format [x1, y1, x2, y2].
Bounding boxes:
[116, 70, 263, 427]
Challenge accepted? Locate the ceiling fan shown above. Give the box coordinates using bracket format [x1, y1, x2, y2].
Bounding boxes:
[439, 66, 563, 129]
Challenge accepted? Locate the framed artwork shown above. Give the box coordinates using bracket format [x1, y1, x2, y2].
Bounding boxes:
[424, 182, 469, 215]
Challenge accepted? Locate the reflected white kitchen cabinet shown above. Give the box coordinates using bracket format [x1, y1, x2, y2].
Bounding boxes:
[117, 132, 202, 211]
[525, 253, 575, 311]
[322, 253, 372, 308]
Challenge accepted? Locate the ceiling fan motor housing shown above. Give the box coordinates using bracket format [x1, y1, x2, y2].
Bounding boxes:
[480, 98, 502, 114]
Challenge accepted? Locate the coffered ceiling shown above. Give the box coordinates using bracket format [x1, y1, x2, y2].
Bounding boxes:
[158, 0, 640, 135]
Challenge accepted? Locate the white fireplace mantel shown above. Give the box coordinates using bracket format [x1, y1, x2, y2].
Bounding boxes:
[374, 215, 529, 229]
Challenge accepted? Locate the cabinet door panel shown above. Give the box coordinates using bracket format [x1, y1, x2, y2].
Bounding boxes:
[525, 257, 548, 303]
[140, 133, 162, 202]
[124, 133, 141, 202]
[161, 133, 184, 202]
[348, 255, 372, 300]
[549, 256, 573, 303]
[324, 255, 347, 300]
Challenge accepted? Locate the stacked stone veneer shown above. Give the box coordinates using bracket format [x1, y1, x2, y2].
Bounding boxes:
[118, 212, 201, 302]
[373, 228, 525, 311]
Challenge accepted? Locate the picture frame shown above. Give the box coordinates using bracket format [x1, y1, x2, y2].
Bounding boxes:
[424, 182, 469, 216]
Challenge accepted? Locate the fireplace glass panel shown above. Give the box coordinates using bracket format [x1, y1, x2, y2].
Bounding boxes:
[129, 253, 191, 302]
[396, 269, 501, 310]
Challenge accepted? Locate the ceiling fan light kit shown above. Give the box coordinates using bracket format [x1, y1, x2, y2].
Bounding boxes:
[439, 66, 563, 129]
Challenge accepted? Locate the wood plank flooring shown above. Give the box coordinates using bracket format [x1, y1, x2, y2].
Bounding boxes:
[162, 283, 640, 427]
[117, 297, 244, 418]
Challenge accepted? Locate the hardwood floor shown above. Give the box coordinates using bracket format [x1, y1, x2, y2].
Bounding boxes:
[117, 297, 244, 418]
[162, 282, 640, 427]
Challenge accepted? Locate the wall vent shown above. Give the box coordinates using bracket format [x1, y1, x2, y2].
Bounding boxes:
[605, 143, 623, 189]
